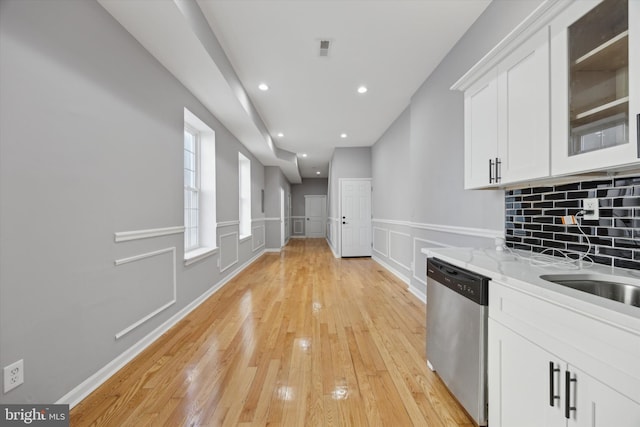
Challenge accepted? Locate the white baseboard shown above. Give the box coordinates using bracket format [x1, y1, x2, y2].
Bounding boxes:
[263, 248, 281, 253]
[57, 249, 266, 409]
[326, 238, 339, 258]
[373, 256, 426, 304]
[408, 284, 426, 304]
[372, 256, 410, 285]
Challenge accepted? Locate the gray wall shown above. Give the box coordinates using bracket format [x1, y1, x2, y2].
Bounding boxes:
[291, 178, 328, 236]
[264, 166, 291, 250]
[327, 147, 372, 255]
[0, 0, 267, 404]
[372, 107, 412, 222]
[371, 0, 544, 299]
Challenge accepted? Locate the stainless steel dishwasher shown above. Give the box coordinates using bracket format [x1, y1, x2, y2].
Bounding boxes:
[426, 257, 489, 426]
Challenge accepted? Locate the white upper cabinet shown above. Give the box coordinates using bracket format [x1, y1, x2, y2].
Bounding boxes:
[550, 0, 639, 175]
[497, 27, 550, 184]
[454, 0, 640, 189]
[461, 28, 550, 189]
[464, 69, 499, 188]
[454, 4, 556, 189]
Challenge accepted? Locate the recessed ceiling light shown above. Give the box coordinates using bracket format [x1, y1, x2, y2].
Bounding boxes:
[340, 133, 347, 138]
[316, 171, 321, 175]
[277, 133, 284, 138]
[301, 153, 308, 157]
[258, 83, 269, 91]
[357, 86, 368, 94]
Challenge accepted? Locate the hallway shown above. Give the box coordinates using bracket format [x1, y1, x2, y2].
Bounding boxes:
[70, 239, 472, 426]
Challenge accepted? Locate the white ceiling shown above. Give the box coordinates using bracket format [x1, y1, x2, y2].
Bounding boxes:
[99, 0, 491, 180]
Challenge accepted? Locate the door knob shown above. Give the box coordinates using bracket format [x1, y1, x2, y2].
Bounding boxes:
[342, 222, 346, 224]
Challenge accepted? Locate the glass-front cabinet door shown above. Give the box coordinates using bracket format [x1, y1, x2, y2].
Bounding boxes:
[551, 0, 639, 175]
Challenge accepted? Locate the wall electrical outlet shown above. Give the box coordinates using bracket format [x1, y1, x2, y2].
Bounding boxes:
[4, 359, 24, 393]
[583, 198, 599, 220]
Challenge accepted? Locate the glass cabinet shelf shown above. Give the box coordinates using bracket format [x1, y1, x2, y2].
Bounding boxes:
[573, 30, 628, 71]
[568, 0, 628, 157]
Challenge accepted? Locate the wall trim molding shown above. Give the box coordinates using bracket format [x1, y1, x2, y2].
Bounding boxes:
[412, 237, 452, 285]
[373, 218, 502, 239]
[114, 226, 184, 243]
[408, 285, 426, 304]
[263, 217, 281, 222]
[372, 218, 411, 227]
[372, 227, 389, 257]
[217, 220, 239, 228]
[372, 256, 410, 286]
[251, 218, 265, 223]
[252, 225, 265, 252]
[219, 232, 239, 272]
[451, 0, 569, 91]
[411, 222, 502, 239]
[388, 230, 411, 271]
[263, 248, 281, 253]
[57, 249, 266, 409]
[326, 237, 339, 258]
[113, 247, 177, 340]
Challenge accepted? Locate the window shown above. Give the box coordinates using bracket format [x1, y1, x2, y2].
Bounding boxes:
[238, 153, 251, 238]
[184, 108, 216, 264]
[184, 126, 200, 251]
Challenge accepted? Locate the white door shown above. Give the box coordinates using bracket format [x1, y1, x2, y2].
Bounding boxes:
[304, 195, 326, 238]
[340, 179, 371, 257]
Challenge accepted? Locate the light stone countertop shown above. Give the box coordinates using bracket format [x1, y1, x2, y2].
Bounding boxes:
[421, 247, 640, 329]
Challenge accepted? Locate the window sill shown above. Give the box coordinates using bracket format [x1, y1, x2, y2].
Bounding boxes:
[239, 234, 252, 242]
[184, 246, 218, 266]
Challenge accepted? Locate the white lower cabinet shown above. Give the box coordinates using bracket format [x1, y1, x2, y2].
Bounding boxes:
[489, 320, 564, 427]
[488, 280, 640, 427]
[489, 320, 640, 427]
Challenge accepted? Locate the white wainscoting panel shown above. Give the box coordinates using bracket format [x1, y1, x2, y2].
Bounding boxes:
[372, 227, 389, 257]
[58, 248, 266, 409]
[113, 247, 176, 339]
[114, 226, 184, 243]
[220, 232, 239, 272]
[412, 237, 452, 285]
[388, 230, 411, 270]
[252, 225, 265, 251]
[293, 218, 304, 235]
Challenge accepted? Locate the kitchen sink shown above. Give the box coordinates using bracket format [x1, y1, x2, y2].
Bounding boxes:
[539, 274, 640, 308]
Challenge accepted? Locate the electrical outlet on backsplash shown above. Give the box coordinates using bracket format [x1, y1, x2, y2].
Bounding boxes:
[505, 175, 640, 270]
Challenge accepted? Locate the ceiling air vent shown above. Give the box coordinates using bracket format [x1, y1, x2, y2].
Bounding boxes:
[319, 40, 331, 57]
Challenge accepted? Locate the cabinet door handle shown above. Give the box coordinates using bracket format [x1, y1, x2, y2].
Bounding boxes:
[549, 362, 560, 406]
[565, 370, 577, 419]
[489, 158, 495, 183]
[495, 157, 502, 183]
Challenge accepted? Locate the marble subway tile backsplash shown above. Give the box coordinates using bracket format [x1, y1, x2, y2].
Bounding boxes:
[505, 176, 640, 270]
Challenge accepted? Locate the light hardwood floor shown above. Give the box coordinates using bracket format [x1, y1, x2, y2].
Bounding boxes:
[70, 239, 473, 426]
